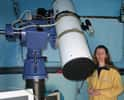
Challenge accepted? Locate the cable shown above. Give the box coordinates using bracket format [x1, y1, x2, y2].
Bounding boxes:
[12, 22, 57, 31]
[0, 29, 5, 35]
[11, 9, 56, 31]
[19, 10, 32, 19]
[75, 80, 84, 100]
[11, 0, 20, 18]
[77, 80, 84, 94]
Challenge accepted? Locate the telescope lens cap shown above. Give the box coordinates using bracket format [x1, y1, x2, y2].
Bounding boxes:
[63, 58, 97, 81]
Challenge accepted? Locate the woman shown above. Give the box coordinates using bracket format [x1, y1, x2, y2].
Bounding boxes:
[87, 45, 123, 100]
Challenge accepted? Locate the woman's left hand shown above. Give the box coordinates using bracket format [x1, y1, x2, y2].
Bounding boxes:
[90, 89, 101, 96]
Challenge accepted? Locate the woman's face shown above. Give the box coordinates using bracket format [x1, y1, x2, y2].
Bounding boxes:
[95, 48, 107, 63]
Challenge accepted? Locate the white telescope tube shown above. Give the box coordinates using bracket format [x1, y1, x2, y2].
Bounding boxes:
[53, 0, 96, 80]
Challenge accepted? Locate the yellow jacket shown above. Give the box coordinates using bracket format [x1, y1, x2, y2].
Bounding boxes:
[87, 67, 124, 100]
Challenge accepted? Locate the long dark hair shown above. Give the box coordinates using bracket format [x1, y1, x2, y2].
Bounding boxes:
[93, 45, 118, 70]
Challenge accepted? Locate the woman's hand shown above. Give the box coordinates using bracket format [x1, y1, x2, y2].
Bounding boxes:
[88, 88, 94, 95]
[88, 88, 101, 96]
